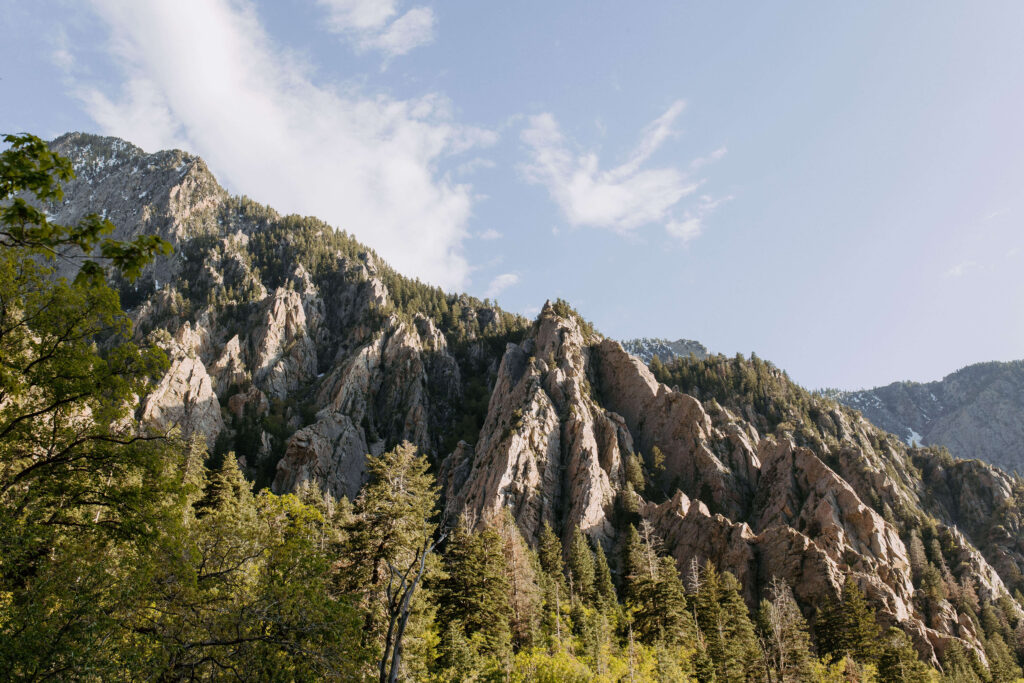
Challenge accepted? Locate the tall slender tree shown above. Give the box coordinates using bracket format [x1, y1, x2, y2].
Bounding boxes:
[695, 561, 764, 681]
[756, 576, 814, 682]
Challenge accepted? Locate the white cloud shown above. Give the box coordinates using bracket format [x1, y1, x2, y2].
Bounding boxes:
[690, 146, 727, 170]
[665, 194, 732, 244]
[485, 272, 519, 299]
[318, 0, 398, 31]
[522, 304, 541, 319]
[478, 228, 501, 240]
[666, 217, 702, 243]
[76, 0, 492, 289]
[520, 101, 703, 234]
[946, 261, 977, 278]
[317, 0, 435, 58]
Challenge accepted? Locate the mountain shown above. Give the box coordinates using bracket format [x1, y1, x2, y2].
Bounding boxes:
[45, 132, 1024, 669]
[620, 337, 709, 364]
[829, 360, 1024, 472]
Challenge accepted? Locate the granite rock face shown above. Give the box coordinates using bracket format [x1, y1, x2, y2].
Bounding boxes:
[447, 305, 623, 547]
[441, 303, 1020, 664]
[140, 335, 225, 446]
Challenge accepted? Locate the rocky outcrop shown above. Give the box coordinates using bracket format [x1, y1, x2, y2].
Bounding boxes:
[252, 288, 319, 399]
[442, 305, 1014, 664]
[140, 337, 224, 445]
[447, 303, 624, 546]
[47, 133, 225, 287]
[273, 314, 462, 499]
[209, 335, 249, 393]
[595, 339, 759, 520]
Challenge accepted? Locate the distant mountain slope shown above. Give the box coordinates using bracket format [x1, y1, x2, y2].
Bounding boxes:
[829, 360, 1024, 471]
[620, 337, 708, 363]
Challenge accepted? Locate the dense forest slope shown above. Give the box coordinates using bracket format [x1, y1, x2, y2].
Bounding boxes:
[37, 132, 1024, 677]
[828, 361, 1024, 473]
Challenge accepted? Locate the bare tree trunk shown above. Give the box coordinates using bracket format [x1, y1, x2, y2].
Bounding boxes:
[379, 529, 447, 683]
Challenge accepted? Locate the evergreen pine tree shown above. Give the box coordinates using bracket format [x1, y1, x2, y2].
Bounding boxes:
[985, 633, 1022, 682]
[593, 541, 617, 610]
[624, 452, 645, 491]
[195, 452, 251, 515]
[939, 641, 985, 683]
[436, 523, 513, 668]
[815, 577, 882, 666]
[495, 510, 543, 649]
[568, 526, 596, 604]
[694, 561, 764, 681]
[907, 530, 927, 584]
[877, 627, 933, 682]
[538, 520, 565, 579]
[620, 523, 648, 602]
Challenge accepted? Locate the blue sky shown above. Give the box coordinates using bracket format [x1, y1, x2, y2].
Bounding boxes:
[2, 0, 1023, 390]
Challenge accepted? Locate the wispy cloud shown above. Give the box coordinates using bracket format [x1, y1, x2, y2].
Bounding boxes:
[666, 194, 732, 244]
[690, 146, 727, 170]
[316, 0, 435, 58]
[478, 228, 501, 240]
[485, 272, 519, 299]
[946, 261, 977, 278]
[665, 217, 702, 243]
[520, 101, 722, 240]
[73, 0, 492, 289]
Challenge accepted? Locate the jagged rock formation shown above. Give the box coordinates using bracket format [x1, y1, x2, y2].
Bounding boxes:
[830, 360, 1024, 471]
[620, 336, 709, 364]
[46, 132, 525, 492]
[46, 132, 1024, 670]
[443, 303, 1024, 665]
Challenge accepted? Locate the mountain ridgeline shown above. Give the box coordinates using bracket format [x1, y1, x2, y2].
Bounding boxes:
[21, 132, 1024, 679]
[620, 337, 709, 364]
[826, 361, 1024, 473]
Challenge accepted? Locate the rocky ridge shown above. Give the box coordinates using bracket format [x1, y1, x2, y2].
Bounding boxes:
[830, 360, 1024, 472]
[620, 336, 709, 364]
[446, 304, 1024, 664]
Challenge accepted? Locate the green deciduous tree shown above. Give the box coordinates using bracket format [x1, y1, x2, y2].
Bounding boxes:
[0, 132, 177, 679]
